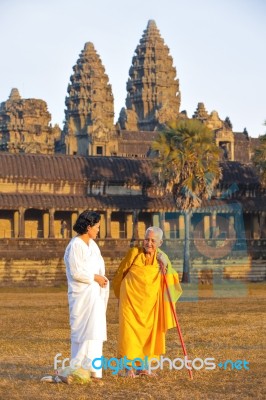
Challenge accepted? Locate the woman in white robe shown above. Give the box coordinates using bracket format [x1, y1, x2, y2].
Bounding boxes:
[64, 210, 109, 380]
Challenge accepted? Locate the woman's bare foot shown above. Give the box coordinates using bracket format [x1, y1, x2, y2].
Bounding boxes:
[90, 372, 104, 385]
[91, 377, 104, 386]
[125, 368, 136, 378]
[138, 369, 157, 377]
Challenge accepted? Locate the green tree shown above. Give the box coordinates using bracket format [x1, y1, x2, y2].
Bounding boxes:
[151, 119, 222, 282]
[252, 127, 266, 188]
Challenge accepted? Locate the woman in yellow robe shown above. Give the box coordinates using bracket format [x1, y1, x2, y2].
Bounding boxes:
[112, 226, 182, 376]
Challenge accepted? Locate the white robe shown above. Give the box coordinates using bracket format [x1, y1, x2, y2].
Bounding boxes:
[64, 237, 109, 343]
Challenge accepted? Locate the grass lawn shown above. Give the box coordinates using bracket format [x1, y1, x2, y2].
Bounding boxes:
[0, 283, 265, 400]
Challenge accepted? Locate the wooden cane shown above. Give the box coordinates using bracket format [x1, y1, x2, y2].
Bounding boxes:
[159, 259, 193, 380]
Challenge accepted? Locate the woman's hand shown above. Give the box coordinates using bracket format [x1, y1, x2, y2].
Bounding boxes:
[157, 253, 168, 274]
[94, 274, 108, 288]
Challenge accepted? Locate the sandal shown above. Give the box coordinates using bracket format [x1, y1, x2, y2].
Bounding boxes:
[40, 375, 55, 383]
[40, 375, 73, 384]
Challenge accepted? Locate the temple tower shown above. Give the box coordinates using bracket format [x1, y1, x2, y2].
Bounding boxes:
[193, 102, 235, 161]
[118, 20, 181, 131]
[192, 102, 209, 123]
[0, 88, 60, 154]
[63, 42, 115, 156]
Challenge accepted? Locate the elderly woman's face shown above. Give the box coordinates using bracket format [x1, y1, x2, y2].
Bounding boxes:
[143, 231, 162, 255]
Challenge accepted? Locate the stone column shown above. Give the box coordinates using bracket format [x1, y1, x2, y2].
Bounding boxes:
[18, 207, 25, 238]
[152, 213, 160, 227]
[43, 212, 49, 239]
[235, 211, 245, 239]
[179, 214, 185, 239]
[105, 210, 112, 238]
[71, 212, 78, 238]
[229, 215, 235, 238]
[14, 210, 19, 238]
[99, 213, 106, 239]
[260, 212, 266, 238]
[253, 214, 260, 239]
[159, 212, 165, 232]
[132, 210, 139, 240]
[211, 212, 217, 238]
[126, 213, 133, 239]
[49, 208, 55, 238]
[231, 140, 235, 161]
[204, 215, 210, 239]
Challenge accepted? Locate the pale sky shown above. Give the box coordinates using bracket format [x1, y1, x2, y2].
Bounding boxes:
[1, 0, 265, 138]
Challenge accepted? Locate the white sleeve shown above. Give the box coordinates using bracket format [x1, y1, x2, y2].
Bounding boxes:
[68, 241, 94, 284]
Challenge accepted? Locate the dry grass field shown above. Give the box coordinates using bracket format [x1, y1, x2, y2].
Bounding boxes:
[0, 283, 265, 400]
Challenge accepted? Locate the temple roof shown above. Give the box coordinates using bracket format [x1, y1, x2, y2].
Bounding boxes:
[0, 153, 153, 183]
[0, 154, 260, 187]
[0, 152, 263, 212]
[220, 161, 260, 187]
[0, 193, 265, 212]
[0, 193, 164, 211]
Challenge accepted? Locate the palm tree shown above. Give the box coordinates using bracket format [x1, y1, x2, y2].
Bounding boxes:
[252, 129, 266, 188]
[151, 119, 222, 282]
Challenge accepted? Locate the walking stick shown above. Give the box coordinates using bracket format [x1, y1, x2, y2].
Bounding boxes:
[158, 259, 193, 380]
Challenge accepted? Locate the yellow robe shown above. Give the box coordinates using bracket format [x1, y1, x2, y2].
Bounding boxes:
[112, 247, 182, 361]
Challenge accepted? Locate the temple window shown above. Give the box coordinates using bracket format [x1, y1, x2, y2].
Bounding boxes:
[96, 146, 103, 155]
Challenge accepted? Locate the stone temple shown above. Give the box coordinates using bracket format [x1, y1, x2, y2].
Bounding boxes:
[0, 20, 265, 286]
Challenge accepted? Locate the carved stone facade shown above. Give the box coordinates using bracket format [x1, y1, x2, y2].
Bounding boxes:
[0, 88, 60, 154]
[233, 132, 253, 163]
[60, 42, 116, 156]
[192, 102, 209, 122]
[118, 20, 181, 131]
[0, 20, 264, 286]
[0, 21, 260, 163]
[193, 102, 235, 161]
[0, 153, 265, 240]
[0, 153, 265, 285]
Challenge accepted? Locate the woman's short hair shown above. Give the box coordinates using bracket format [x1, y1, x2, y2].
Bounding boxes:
[145, 226, 163, 240]
[73, 210, 100, 235]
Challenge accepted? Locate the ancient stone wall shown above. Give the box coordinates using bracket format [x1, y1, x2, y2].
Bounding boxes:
[0, 238, 265, 286]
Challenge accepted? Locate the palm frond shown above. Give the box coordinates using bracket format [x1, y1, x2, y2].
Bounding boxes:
[151, 119, 222, 210]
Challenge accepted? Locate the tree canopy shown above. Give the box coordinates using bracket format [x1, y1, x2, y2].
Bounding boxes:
[151, 119, 222, 210]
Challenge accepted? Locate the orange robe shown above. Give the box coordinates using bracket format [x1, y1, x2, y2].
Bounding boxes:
[112, 247, 182, 361]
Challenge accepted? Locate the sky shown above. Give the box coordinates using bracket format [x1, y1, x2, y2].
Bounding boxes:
[1, 0, 265, 138]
